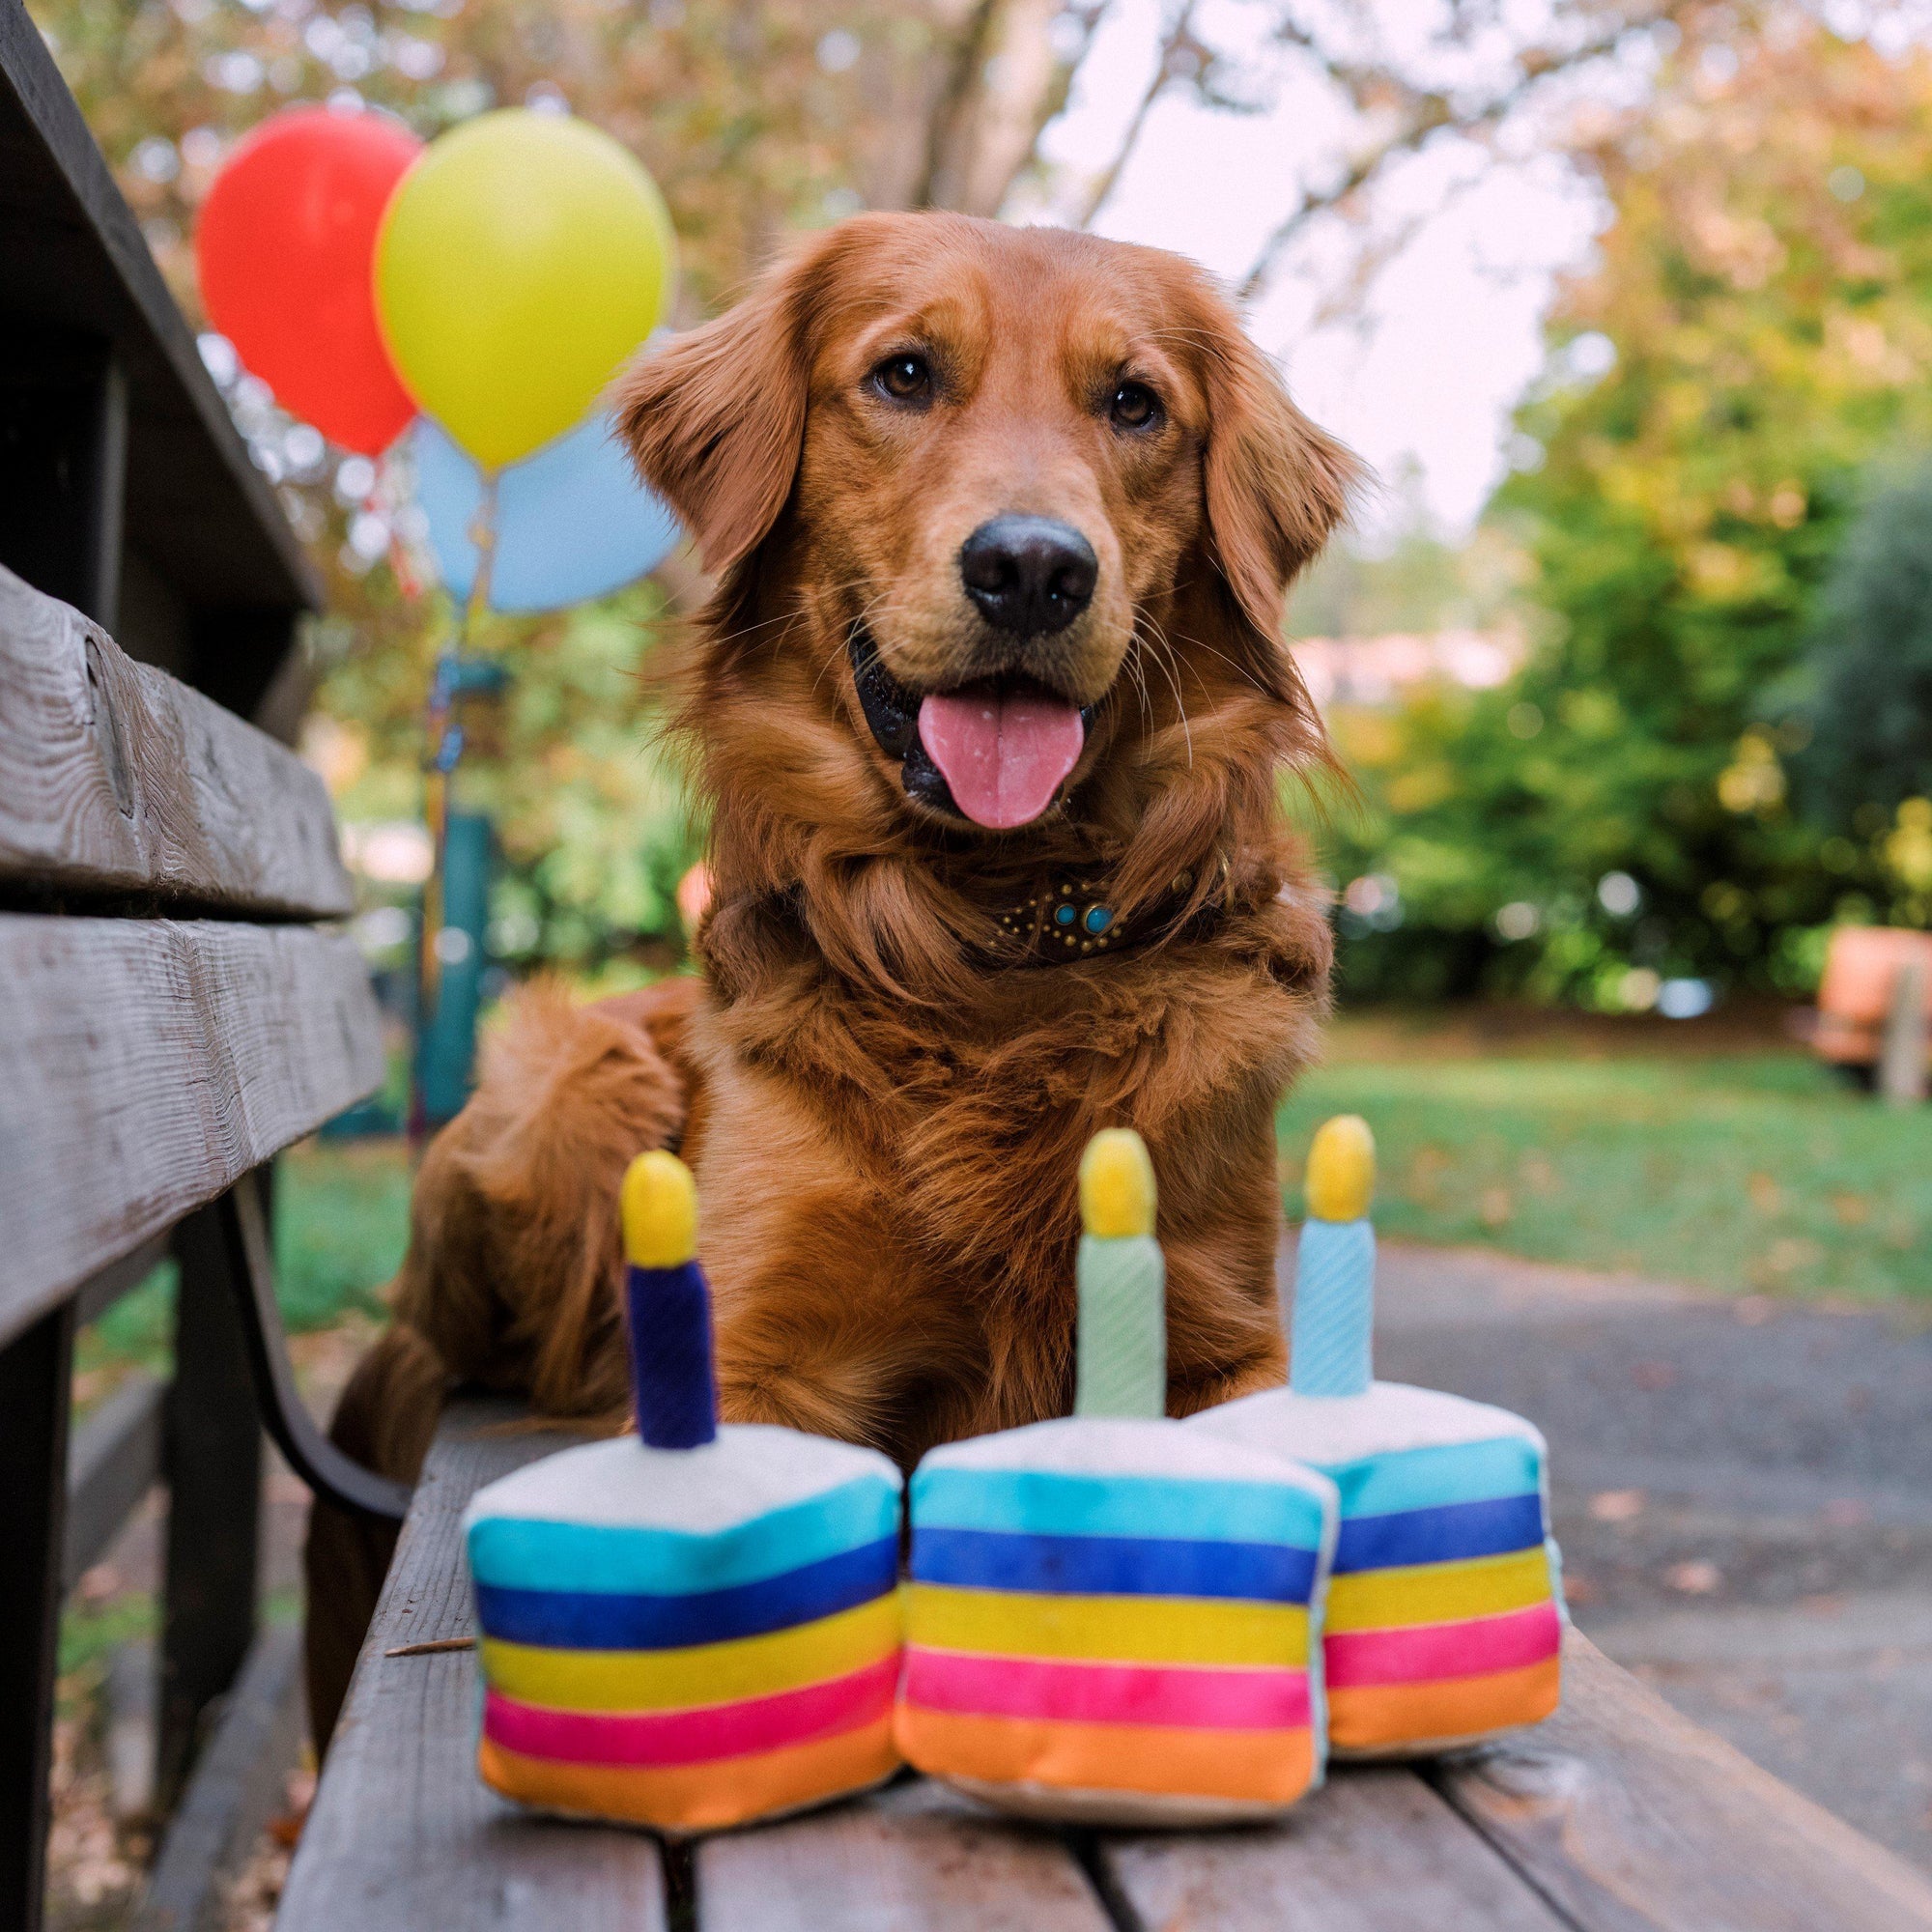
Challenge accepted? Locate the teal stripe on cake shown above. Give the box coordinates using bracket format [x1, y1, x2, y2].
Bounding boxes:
[911, 1466, 1330, 1549]
[1316, 1437, 1541, 1520]
[468, 1474, 899, 1596]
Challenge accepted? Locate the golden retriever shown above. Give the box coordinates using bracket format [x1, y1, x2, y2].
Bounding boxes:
[305, 212, 1356, 1746]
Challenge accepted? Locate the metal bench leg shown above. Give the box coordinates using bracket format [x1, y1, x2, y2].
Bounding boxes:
[0, 1299, 76, 1932]
[146, 1164, 412, 1820]
[159, 1200, 265, 1815]
[218, 1172, 413, 1523]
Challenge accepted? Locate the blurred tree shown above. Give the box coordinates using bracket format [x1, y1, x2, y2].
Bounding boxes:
[1322, 6, 1932, 1009]
[1800, 456, 1932, 836]
[22, 0, 1690, 974]
[1289, 497, 1528, 640]
[30, 0, 975, 969]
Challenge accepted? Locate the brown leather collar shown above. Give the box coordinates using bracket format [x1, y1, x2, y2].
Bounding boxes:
[982, 860, 1228, 967]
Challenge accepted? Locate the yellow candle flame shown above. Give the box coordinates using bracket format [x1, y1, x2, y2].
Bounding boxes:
[1080, 1128, 1156, 1238]
[621, 1150, 697, 1267]
[1305, 1115, 1375, 1222]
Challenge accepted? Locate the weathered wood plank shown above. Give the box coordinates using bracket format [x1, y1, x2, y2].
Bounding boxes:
[1100, 1765, 1568, 1932]
[697, 1776, 1113, 1932]
[131, 1622, 306, 1932]
[1431, 1627, 1932, 1932]
[0, 916, 383, 1347]
[0, 567, 352, 917]
[64, 1368, 164, 1592]
[275, 1402, 668, 1932]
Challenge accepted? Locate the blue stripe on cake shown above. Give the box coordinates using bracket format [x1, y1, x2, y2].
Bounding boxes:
[1333, 1491, 1545, 1573]
[1317, 1437, 1542, 1520]
[467, 1475, 898, 1597]
[472, 1536, 898, 1650]
[912, 1466, 1331, 1550]
[910, 1525, 1320, 1603]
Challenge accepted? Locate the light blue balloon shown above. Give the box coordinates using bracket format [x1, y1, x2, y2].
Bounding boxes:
[411, 410, 682, 613]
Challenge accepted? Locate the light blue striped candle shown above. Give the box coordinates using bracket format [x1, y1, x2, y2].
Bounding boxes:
[1074, 1129, 1166, 1419]
[1289, 1217, 1375, 1397]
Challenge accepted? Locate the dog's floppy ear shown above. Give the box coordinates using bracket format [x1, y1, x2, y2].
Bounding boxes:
[1189, 284, 1360, 696]
[611, 252, 819, 582]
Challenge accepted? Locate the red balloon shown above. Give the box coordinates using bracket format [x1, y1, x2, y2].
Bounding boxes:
[196, 106, 423, 456]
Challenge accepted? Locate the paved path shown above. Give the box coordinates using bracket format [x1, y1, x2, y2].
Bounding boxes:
[1363, 1240, 1932, 1870]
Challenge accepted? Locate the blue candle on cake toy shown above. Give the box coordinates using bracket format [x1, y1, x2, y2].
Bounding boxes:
[463, 1151, 904, 1833]
[895, 1128, 1340, 1825]
[1187, 1116, 1564, 1755]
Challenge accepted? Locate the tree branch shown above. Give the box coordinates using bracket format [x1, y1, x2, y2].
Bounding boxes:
[1232, 5, 1685, 304]
[1074, 0, 1200, 231]
[913, 0, 1005, 210]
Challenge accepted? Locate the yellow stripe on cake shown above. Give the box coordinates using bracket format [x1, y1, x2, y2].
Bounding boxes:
[906, 1583, 1309, 1668]
[1325, 1548, 1551, 1634]
[481, 1594, 900, 1714]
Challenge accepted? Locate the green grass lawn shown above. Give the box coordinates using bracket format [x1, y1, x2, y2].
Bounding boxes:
[1280, 1022, 1932, 1300]
[76, 1138, 415, 1390]
[74, 1020, 1932, 1399]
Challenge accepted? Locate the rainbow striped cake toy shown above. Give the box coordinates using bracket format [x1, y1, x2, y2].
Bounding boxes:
[462, 1151, 904, 1834]
[895, 1128, 1341, 1826]
[1187, 1115, 1563, 1758]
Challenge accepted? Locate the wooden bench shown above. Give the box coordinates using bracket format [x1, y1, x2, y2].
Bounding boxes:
[1, 20, 408, 1925]
[0, 562, 405, 1932]
[278, 1399, 1932, 1932]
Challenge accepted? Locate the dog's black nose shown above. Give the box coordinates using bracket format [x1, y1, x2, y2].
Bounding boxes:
[959, 516, 1097, 637]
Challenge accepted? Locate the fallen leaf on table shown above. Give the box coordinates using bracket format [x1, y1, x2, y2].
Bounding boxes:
[1664, 1558, 1722, 1595]
[1589, 1489, 1646, 1523]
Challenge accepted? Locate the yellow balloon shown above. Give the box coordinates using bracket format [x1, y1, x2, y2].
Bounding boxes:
[375, 110, 676, 472]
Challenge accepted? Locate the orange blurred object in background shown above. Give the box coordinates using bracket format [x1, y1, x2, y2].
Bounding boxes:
[675, 862, 712, 933]
[1813, 926, 1932, 1070]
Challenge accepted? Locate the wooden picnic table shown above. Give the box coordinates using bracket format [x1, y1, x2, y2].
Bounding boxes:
[278, 1399, 1932, 1932]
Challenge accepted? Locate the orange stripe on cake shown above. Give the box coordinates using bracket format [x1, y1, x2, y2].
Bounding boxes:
[893, 1706, 1315, 1805]
[1327, 1653, 1561, 1751]
[477, 1717, 898, 1833]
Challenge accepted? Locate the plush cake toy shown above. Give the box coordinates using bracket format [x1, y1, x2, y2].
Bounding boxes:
[1187, 1116, 1563, 1756]
[895, 1128, 1340, 1825]
[462, 1151, 905, 1833]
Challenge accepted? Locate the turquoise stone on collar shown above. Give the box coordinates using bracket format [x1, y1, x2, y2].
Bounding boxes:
[1043, 882, 1118, 954]
[988, 864, 1220, 966]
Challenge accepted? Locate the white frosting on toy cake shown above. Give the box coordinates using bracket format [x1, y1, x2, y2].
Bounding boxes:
[1192, 1379, 1546, 1463]
[463, 1423, 899, 1535]
[923, 1413, 1337, 1496]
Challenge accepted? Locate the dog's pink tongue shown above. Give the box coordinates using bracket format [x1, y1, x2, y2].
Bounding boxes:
[918, 689, 1085, 829]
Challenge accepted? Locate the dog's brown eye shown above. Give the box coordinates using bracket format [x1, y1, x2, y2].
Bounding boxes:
[873, 354, 931, 403]
[1110, 381, 1160, 430]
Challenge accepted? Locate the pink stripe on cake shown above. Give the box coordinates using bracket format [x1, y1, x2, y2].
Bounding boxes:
[483, 1655, 896, 1768]
[1324, 1599, 1561, 1690]
[901, 1647, 1311, 1731]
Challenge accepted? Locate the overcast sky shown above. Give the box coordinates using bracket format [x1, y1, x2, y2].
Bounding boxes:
[1023, 0, 1621, 540]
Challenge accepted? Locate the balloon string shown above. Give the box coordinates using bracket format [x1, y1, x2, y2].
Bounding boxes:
[461, 470, 500, 651]
[415, 471, 500, 1111]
